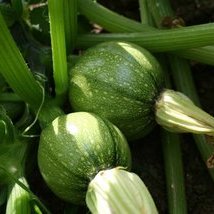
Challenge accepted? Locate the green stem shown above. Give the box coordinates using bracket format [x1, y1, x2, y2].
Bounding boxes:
[64, 0, 77, 52]
[139, 0, 154, 25]
[144, 0, 214, 65]
[38, 99, 64, 128]
[78, 0, 214, 65]
[157, 60, 188, 214]
[168, 57, 200, 104]
[78, 0, 152, 33]
[0, 12, 43, 112]
[76, 23, 214, 52]
[147, 0, 173, 28]
[173, 46, 214, 66]
[48, 0, 68, 105]
[161, 131, 187, 214]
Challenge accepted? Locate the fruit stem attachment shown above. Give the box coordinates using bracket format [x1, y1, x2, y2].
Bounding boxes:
[86, 167, 158, 214]
[156, 89, 214, 135]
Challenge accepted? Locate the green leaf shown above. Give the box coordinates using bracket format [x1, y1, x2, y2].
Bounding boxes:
[0, 11, 43, 112]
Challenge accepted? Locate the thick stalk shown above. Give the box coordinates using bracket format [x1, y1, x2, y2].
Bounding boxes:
[78, 0, 214, 65]
[38, 100, 64, 128]
[147, 0, 173, 28]
[48, 0, 68, 105]
[144, 0, 214, 65]
[161, 131, 187, 214]
[64, 0, 77, 52]
[139, 0, 154, 25]
[173, 46, 214, 65]
[76, 23, 214, 52]
[78, 0, 152, 33]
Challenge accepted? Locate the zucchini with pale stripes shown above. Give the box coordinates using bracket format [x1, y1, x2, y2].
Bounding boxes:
[38, 112, 131, 204]
[69, 41, 214, 140]
[38, 112, 157, 213]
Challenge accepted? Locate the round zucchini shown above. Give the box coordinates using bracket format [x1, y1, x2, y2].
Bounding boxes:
[69, 41, 164, 140]
[69, 41, 214, 140]
[38, 112, 131, 204]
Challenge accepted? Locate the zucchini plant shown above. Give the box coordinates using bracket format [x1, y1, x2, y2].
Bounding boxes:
[2, 1, 214, 213]
[0, 8, 158, 213]
[69, 41, 214, 141]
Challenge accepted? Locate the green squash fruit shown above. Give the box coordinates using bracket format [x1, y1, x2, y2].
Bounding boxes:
[38, 112, 131, 204]
[69, 41, 164, 141]
[69, 42, 214, 139]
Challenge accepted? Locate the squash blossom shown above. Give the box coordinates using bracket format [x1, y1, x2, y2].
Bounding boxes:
[86, 167, 158, 214]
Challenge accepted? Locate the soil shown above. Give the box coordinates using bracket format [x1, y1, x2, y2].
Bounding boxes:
[25, 0, 214, 213]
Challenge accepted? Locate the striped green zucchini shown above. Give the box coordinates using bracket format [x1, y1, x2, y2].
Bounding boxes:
[38, 112, 131, 204]
[69, 41, 214, 140]
[69, 41, 164, 140]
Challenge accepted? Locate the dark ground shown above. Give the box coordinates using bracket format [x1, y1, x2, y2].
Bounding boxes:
[26, 1, 214, 213]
